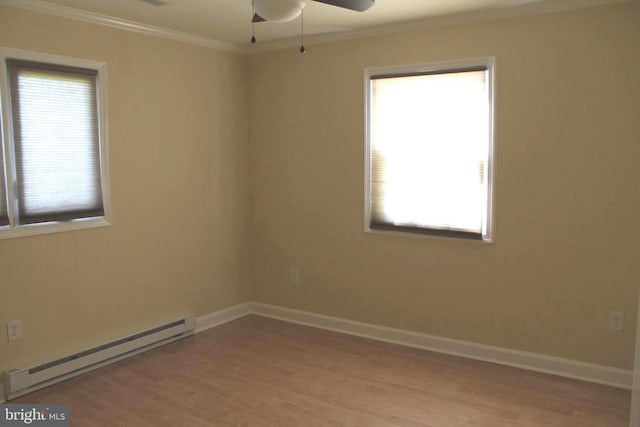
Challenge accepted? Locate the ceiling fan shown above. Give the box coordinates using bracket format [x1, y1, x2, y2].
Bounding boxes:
[249, 0, 375, 52]
[251, 0, 375, 23]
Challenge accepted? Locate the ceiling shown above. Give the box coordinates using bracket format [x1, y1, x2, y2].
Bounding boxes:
[3, 0, 623, 49]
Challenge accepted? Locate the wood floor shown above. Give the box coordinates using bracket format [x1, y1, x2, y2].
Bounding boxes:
[11, 315, 630, 426]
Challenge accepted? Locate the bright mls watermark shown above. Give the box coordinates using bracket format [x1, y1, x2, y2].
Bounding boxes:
[0, 405, 69, 426]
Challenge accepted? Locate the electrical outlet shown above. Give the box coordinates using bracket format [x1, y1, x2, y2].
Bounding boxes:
[7, 320, 22, 341]
[608, 311, 624, 331]
[290, 268, 300, 284]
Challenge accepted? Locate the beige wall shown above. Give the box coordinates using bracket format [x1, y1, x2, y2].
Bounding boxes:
[0, 5, 251, 382]
[249, 3, 640, 369]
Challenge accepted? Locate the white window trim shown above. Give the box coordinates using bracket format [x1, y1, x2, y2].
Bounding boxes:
[363, 57, 496, 243]
[0, 46, 111, 240]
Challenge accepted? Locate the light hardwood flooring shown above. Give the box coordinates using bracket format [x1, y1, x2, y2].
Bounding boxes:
[11, 315, 630, 426]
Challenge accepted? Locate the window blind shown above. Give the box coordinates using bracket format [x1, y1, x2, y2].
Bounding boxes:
[369, 67, 490, 238]
[0, 141, 8, 226]
[7, 59, 104, 225]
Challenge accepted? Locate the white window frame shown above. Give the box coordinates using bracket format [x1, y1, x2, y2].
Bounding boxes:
[364, 57, 496, 242]
[0, 47, 111, 240]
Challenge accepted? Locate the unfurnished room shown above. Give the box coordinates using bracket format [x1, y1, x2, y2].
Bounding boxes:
[0, 0, 639, 425]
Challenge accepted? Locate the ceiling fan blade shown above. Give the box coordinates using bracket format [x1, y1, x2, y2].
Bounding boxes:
[311, 0, 374, 12]
[252, 13, 266, 23]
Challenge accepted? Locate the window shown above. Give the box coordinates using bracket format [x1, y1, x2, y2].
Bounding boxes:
[0, 47, 110, 239]
[365, 59, 495, 241]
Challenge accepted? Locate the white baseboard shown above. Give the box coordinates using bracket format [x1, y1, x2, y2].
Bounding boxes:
[3, 300, 628, 403]
[195, 302, 253, 333]
[244, 302, 632, 390]
[194, 302, 631, 389]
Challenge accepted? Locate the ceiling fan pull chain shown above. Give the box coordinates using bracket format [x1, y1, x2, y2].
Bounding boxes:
[251, 0, 257, 43]
[299, 8, 306, 53]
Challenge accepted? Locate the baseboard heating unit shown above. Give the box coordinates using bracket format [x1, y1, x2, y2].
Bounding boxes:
[3, 315, 196, 400]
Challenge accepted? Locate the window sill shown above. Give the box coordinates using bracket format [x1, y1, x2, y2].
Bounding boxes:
[0, 217, 111, 240]
[365, 227, 494, 243]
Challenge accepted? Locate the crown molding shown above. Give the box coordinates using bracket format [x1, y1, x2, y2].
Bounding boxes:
[244, 0, 632, 54]
[0, 0, 632, 55]
[0, 0, 244, 54]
